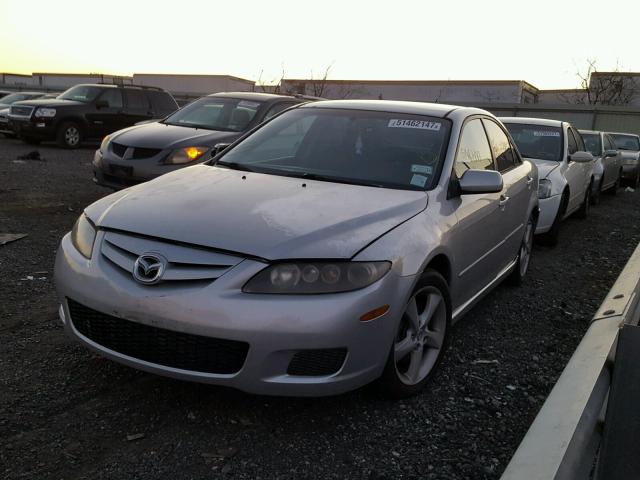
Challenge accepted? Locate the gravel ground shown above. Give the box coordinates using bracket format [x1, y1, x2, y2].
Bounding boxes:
[1, 136, 639, 480]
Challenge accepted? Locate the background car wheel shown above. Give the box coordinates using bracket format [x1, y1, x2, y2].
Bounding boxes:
[507, 214, 534, 286]
[57, 122, 82, 149]
[378, 269, 451, 398]
[576, 182, 591, 219]
[539, 191, 568, 247]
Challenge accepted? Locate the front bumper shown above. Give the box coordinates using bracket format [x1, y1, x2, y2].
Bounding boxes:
[9, 117, 56, 140]
[54, 232, 412, 396]
[535, 194, 563, 234]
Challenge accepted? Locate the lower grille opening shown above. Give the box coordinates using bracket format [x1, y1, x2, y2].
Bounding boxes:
[287, 348, 347, 376]
[67, 299, 249, 374]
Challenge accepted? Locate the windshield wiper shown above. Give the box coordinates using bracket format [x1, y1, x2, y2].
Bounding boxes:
[215, 161, 255, 172]
[285, 171, 385, 188]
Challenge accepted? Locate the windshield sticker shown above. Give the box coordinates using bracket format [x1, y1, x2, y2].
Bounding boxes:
[411, 164, 433, 175]
[533, 131, 560, 137]
[410, 174, 428, 187]
[388, 119, 441, 131]
[238, 100, 260, 108]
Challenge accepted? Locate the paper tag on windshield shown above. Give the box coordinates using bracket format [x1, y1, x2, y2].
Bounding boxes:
[533, 131, 560, 137]
[410, 174, 428, 187]
[411, 164, 433, 175]
[388, 119, 441, 131]
[238, 100, 260, 108]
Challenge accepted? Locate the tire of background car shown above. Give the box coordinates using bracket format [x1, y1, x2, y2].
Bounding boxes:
[378, 269, 451, 398]
[539, 190, 568, 247]
[576, 181, 591, 219]
[591, 178, 602, 205]
[56, 121, 83, 149]
[507, 214, 535, 286]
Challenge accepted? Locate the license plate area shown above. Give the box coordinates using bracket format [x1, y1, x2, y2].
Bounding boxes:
[109, 164, 133, 177]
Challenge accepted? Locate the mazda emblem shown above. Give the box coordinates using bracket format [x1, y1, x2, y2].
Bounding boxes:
[132, 253, 166, 285]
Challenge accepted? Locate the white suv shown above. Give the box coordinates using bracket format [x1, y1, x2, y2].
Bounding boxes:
[501, 118, 594, 245]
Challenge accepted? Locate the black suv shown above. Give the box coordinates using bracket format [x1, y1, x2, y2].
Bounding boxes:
[8, 84, 178, 148]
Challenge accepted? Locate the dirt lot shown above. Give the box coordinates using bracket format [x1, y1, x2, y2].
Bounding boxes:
[1, 137, 639, 480]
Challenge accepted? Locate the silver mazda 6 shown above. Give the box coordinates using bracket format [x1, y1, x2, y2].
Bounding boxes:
[54, 100, 538, 397]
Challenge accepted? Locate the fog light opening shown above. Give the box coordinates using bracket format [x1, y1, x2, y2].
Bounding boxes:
[360, 305, 390, 322]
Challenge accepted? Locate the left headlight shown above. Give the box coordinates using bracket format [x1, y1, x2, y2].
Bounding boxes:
[243, 261, 391, 294]
[71, 214, 97, 259]
[164, 146, 210, 165]
[34, 107, 56, 118]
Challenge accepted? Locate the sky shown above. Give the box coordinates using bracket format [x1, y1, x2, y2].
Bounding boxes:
[1, 0, 638, 89]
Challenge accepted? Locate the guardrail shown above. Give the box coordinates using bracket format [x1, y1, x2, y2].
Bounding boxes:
[500, 242, 640, 480]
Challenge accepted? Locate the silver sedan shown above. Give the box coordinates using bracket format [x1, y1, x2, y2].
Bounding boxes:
[54, 100, 538, 397]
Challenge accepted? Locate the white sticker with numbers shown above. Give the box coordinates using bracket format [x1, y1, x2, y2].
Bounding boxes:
[388, 119, 441, 131]
[533, 131, 560, 137]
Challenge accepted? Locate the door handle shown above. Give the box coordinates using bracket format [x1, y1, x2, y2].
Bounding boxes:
[526, 176, 534, 186]
[499, 195, 510, 209]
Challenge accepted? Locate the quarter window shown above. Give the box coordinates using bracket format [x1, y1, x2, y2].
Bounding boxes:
[482, 119, 517, 173]
[455, 119, 493, 177]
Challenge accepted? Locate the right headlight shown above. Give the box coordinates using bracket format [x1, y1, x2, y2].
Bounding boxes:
[99, 135, 111, 153]
[71, 214, 97, 259]
[538, 178, 552, 199]
[243, 261, 391, 294]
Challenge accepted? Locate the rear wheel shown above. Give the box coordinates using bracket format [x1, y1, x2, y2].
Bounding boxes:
[508, 214, 534, 286]
[378, 270, 451, 398]
[56, 121, 82, 149]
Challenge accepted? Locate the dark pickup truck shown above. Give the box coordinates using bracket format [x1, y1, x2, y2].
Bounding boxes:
[9, 83, 178, 148]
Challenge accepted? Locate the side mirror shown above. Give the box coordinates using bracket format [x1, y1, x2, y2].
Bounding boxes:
[568, 151, 594, 163]
[95, 100, 109, 109]
[213, 143, 231, 155]
[604, 149, 618, 158]
[459, 169, 503, 195]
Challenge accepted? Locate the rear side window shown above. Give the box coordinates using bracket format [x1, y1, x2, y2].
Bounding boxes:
[454, 118, 493, 177]
[124, 89, 149, 110]
[147, 90, 178, 115]
[482, 119, 518, 173]
[567, 128, 578, 154]
[98, 89, 123, 109]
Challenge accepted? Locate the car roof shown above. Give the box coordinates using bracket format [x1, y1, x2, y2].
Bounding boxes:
[607, 131, 640, 137]
[499, 116, 564, 127]
[578, 129, 601, 135]
[300, 99, 488, 118]
[209, 91, 298, 102]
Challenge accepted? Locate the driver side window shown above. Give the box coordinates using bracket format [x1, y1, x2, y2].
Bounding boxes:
[454, 119, 494, 178]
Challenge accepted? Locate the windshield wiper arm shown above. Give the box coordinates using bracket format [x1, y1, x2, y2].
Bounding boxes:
[292, 172, 384, 188]
[215, 161, 255, 172]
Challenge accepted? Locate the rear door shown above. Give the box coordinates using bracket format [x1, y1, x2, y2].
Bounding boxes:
[482, 118, 532, 260]
[602, 134, 619, 188]
[123, 88, 153, 125]
[87, 88, 125, 137]
[449, 117, 506, 304]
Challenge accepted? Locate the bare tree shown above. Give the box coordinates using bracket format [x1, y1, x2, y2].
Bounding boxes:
[254, 65, 286, 94]
[306, 63, 334, 97]
[571, 59, 638, 105]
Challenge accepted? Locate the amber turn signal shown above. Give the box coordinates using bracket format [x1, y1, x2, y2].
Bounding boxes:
[360, 305, 390, 322]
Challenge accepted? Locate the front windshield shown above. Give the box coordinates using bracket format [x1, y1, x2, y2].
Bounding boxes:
[1, 93, 33, 104]
[163, 97, 262, 132]
[59, 85, 103, 103]
[216, 108, 451, 190]
[581, 133, 602, 156]
[504, 123, 563, 161]
[611, 133, 640, 151]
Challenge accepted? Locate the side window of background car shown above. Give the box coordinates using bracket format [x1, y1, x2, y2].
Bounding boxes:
[98, 89, 123, 109]
[572, 128, 586, 151]
[264, 102, 296, 121]
[604, 135, 614, 151]
[454, 118, 494, 178]
[124, 89, 149, 111]
[482, 119, 517, 173]
[567, 128, 578, 155]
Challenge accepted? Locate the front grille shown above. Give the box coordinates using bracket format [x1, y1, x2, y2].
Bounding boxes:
[101, 231, 243, 284]
[111, 142, 127, 157]
[67, 299, 249, 374]
[287, 348, 347, 376]
[9, 105, 34, 117]
[131, 147, 162, 159]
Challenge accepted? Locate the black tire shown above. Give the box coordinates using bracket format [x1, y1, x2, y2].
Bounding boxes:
[56, 121, 82, 149]
[378, 269, 451, 399]
[539, 191, 568, 247]
[507, 214, 535, 286]
[591, 179, 601, 205]
[576, 182, 591, 219]
[22, 136, 40, 145]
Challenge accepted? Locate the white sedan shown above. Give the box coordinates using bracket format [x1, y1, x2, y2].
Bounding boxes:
[501, 117, 594, 245]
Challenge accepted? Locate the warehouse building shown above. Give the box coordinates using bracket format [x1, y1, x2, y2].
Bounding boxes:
[132, 73, 255, 96]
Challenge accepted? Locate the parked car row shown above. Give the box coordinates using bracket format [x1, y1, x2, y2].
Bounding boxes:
[0, 86, 628, 398]
[0, 91, 57, 137]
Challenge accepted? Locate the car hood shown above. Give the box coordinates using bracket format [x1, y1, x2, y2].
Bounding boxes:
[619, 150, 640, 161]
[12, 98, 83, 108]
[85, 165, 428, 260]
[524, 157, 560, 179]
[110, 122, 239, 149]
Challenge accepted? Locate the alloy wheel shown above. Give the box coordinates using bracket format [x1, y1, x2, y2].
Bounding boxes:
[394, 286, 447, 386]
[65, 126, 80, 147]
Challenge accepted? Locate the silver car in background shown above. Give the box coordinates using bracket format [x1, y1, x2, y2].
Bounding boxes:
[579, 129, 622, 203]
[609, 132, 640, 188]
[55, 100, 538, 398]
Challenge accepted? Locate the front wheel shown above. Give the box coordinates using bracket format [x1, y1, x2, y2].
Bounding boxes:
[378, 270, 451, 398]
[56, 121, 82, 149]
[539, 191, 568, 247]
[508, 214, 534, 286]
